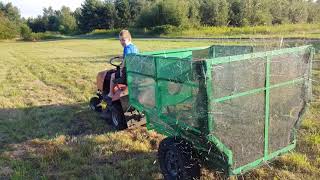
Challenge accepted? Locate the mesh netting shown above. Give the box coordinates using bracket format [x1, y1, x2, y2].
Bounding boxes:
[212, 58, 266, 98]
[269, 82, 306, 153]
[212, 92, 265, 168]
[125, 45, 313, 172]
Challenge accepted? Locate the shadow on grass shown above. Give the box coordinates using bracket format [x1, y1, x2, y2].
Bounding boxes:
[1, 145, 161, 179]
[0, 103, 114, 148]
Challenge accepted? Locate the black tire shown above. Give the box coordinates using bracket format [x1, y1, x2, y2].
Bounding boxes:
[158, 137, 200, 180]
[111, 101, 128, 130]
[89, 97, 102, 112]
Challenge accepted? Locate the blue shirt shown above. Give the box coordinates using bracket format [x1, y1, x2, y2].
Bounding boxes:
[123, 43, 139, 58]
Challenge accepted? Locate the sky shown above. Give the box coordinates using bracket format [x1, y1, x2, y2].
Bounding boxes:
[2, 0, 84, 18]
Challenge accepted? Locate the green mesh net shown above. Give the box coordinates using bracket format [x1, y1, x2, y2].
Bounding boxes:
[125, 45, 314, 175]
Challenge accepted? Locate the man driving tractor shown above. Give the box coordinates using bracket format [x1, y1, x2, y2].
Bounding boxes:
[96, 30, 138, 118]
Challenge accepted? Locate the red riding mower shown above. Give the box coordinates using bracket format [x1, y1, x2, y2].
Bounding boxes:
[89, 57, 145, 130]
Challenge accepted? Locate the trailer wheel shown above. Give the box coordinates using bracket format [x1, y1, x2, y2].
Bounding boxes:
[89, 97, 102, 112]
[158, 137, 200, 180]
[111, 101, 128, 130]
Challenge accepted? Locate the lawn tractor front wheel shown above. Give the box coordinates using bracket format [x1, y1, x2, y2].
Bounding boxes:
[158, 137, 200, 180]
[89, 97, 102, 112]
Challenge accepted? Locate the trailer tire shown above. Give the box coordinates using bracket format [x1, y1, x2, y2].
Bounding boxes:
[158, 137, 200, 180]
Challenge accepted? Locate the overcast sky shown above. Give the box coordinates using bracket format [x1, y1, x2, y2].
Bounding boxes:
[2, 0, 84, 18]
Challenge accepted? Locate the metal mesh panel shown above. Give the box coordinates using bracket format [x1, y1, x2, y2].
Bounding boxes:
[158, 80, 207, 130]
[157, 57, 193, 82]
[213, 45, 253, 58]
[212, 92, 265, 168]
[157, 57, 208, 130]
[146, 110, 177, 135]
[269, 82, 306, 153]
[210, 57, 266, 168]
[270, 52, 310, 84]
[127, 73, 156, 109]
[212, 58, 266, 98]
[126, 55, 155, 76]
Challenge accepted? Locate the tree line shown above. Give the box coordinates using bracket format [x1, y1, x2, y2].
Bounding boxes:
[75, 0, 320, 33]
[1, 0, 320, 39]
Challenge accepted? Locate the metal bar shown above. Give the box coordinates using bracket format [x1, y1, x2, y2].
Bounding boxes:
[127, 71, 154, 78]
[154, 57, 162, 121]
[308, 47, 315, 102]
[208, 45, 311, 65]
[264, 55, 271, 159]
[231, 142, 296, 175]
[232, 158, 264, 175]
[213, 87, 265, 103]
[206, 62, 214, 134]
[265, 142, 296, 161]
[212, 78, 305, 103]
[141, 46, 210, 56]
[207, 134, 233, 167]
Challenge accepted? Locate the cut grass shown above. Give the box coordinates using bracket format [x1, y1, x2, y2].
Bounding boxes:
[0, 38, 319, 179]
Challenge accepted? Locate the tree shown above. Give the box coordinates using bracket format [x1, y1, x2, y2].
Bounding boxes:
[228, 0, 244, 26]
[27, 16, 47, 33]
[76, 0, 118, 33]
[115, 0, 131, 28]
[269, 0, 289, 24]
[306, 1, 320, 23]
[137, 0, 189, 27]
[0, 2, 21, 23]
[57, 6, 77, 34]
[200, 0, 229, 26]
[77, 0, 105, 33]
[288, 0, 308, 23]
[186, 0, 201, 26]
[241, 0, 272, 25]
[0, 13, 18, 39]
[0, 2, 21, 39]
[100, 2, 117, 29]
[42, 7, 60, 31]
[128, 0, 144, 24]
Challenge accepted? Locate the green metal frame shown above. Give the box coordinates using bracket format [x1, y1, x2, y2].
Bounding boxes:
[126, 45, 314, 176]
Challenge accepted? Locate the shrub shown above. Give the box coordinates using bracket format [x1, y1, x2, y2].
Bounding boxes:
[150, 25, 178, 35]
[20, 24, 32, 40]
[20, 31, 62, 41]
[30, 32, 61, 41]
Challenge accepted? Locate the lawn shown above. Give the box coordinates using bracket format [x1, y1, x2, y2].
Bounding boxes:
[0, 38, 319, 179]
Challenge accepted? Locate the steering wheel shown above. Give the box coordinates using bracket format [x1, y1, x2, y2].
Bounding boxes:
[109, 56, 123, 67]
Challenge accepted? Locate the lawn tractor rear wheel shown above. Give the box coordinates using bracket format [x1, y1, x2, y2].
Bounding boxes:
[111, 101, 128, 130]
[89, 97, 102, 112]
[158, 137, 200, 180]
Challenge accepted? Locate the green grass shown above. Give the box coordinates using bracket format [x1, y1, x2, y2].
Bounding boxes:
[168, 24, 320, 38]
[89, 24, 320, 39]
[0, 38, 319, 179]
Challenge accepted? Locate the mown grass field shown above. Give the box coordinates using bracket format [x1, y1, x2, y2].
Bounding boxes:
[0, 37, 319, 179]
